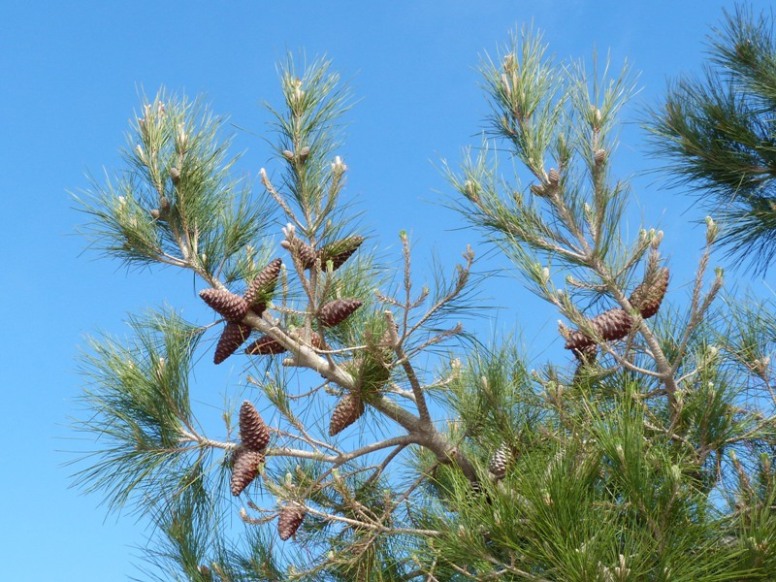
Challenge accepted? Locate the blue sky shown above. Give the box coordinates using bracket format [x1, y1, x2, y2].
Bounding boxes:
[1, 1, 765, 580]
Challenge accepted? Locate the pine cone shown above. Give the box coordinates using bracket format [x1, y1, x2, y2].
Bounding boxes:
[319, 236, 364, 270]
[310, 332, 324, 349]
[214, 322, 252, 364]
[200, 288, 249, 322]
[230, 448, 265, 496]
[572, 342, 598, 363]
[629, 267, 669, 319]
[245, 335, 287, 355]
[283, 239, 317, 269]
[318, 299, 362, 327]
[239, 401, 270, 452]
[563, 308, 634, 351]
[278, 505, 305, 541]
[488, 443, 513, 480]
[244, 258, 282, 313]
[329, 393, 365, 436]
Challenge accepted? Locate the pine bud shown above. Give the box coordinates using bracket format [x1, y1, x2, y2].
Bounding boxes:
[547, 168, 560, 186]
[282, 149, 294, 160]
[230, 448, 264, 496]
[329, 393, 365, 436]
[245, 335, 287, 355]
[214, 322, 252, 364]
[705, 216, 718, 245]
[594, 148, 607, 165]
[200, 288, 249, 322]
[169, 166, 181, 184]
[331, 155, 347, 174]
[318, 299, 363, 327]
[298, 146, 311, 162]
[278, 505, 305, 541]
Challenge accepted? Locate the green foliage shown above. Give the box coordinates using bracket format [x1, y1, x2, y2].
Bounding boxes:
[71, 20, 776, 582]
[650, 5, 776, 273]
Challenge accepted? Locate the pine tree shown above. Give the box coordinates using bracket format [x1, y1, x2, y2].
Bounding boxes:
[650, 5, 776, 274]
[72, 24, 776, 582]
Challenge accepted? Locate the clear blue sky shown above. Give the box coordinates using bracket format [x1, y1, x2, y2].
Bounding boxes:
[1, 1, 764, 580]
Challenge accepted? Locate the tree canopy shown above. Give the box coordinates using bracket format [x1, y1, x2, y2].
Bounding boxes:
[72, 13, 776, 582]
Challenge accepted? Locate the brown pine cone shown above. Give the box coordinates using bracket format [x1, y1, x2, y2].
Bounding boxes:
[572, 342, 598, 363]
[563, 308, 634, 351]
[629, 267, 669, 319]
[329, 393, 365, 436]
[282, 239, 317, 269]
[245, 335, 287, 355]
[488, 443, 513, 480]
[278, 505, 305, 541]
[319, 236, 364, 270]
[244, 258, 282, 314]
[318, 299, 363, 327]
[200, 288, 249, 322]
[239, 401, 270, 452]
[214, 322, 252, 364]
[230, 448, 265, 496]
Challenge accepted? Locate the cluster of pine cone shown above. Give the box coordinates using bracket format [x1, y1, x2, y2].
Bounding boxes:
[199, 235, 365, 365]
[560, 267, 669, 360]
[211, 236, 366, 540]
[230, 401, 270, 496]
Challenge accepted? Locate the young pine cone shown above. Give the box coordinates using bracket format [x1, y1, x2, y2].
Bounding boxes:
[278, 506, 306, 541]
[230, 448, 265, 496]
[239, 401, 270, 452]
[245, 335, 287, 355]
[329, 393, 365, 436]
[318, 299, 362, 327]
[488, 443, 513, 480]
[629, 267, 669, 319]
[243, 258, 282, 313]
[563, 308, 634, 352]
[214, 322, 252, 364]
[319, 236, 365, 270]
[200, 288, 250, 322]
